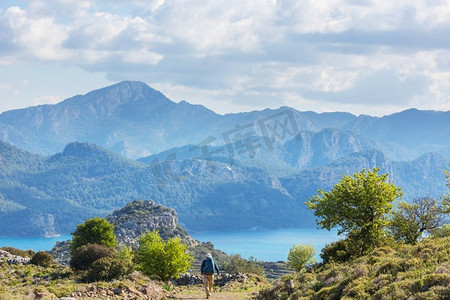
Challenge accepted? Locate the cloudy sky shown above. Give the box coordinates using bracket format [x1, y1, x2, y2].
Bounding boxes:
[1, 0, 450, 116]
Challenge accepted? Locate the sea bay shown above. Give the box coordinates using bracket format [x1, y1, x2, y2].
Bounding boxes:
[191, 228, 340, 261]
[0, 235, 71, 252]
[0, 228, 340, 262]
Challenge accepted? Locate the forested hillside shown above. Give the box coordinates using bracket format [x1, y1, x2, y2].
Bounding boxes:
[0, 140, 447, 236]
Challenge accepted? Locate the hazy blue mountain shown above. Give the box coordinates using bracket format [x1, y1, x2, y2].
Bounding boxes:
[344, 109, 450, 157]
[0, 141, 309, 236]
[0, 141, 447, 237]
[0, 81, 448, 160]
[138, 128, 378, 174]
[281, 149, 449, 205]
[0, 81, 382, 159]
[0, 81, 219, 158]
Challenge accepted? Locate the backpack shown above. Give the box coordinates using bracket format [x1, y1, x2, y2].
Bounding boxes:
[202, 257, 215, 274]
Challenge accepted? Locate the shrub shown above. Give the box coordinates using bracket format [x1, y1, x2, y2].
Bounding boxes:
[320, 239, 353, 264]
[85, 256, 131, 282]
[70, 244, 116, 271]
[30, 251, 53, 267]
[222, 254, 264, 275]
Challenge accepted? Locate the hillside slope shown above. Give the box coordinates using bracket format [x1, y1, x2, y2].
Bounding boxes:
[0, 141, 448, 237]
[257, 236, 450, 299]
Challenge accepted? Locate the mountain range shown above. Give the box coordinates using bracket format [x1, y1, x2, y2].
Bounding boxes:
[0, 81, 448, 160]
[0, 81, 448, 236]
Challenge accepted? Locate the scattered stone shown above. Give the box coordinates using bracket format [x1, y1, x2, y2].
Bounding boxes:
[173, 273, 253, 287]
[67, 281, 165, 299]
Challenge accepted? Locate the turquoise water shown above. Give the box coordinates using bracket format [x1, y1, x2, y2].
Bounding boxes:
[0, 228, 340, 262]
[191, 228, 340, 262]
[0, 235, 71, 251]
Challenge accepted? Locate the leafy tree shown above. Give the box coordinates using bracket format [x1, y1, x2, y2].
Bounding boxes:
[306, 168, 403, 255]
[117, 245, 135, 275]
[390, 197, 446, 244]
[286, 244, 316, 272]
[135, 231, 192, 281]
[222, 254, 264, 275]
[30, 251, 53, 267]
[70, 217, 117, 254]
[70, 244, 116, 271]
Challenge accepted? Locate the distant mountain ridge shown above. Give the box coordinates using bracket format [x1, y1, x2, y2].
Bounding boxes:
[0, 81, 449, 237]
[1, 81, 447, 160]
[0, 140, 447, 237]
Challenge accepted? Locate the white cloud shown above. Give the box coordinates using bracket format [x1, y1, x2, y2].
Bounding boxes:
[0, 0, 450, 115]
[2, 6, 69, 61]
[123, 48, 163, 65]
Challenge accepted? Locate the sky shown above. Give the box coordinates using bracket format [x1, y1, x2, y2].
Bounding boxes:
[0, 0, 450, 116]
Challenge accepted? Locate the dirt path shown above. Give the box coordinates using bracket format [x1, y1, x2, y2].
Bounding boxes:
[169, 284, 260, 300]
[171, 291, 255, 299]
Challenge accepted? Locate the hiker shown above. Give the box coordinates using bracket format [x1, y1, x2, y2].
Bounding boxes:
[200, 253, 220, 299]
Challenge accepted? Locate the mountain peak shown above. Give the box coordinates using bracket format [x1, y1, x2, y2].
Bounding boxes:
[64, 80, 173, 107]
[62, 142, 114, 158]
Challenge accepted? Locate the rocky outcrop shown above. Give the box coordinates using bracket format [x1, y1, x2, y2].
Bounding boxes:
[0, 249, 30, 265]
[50, 200, 197, 265]
[49, 241, 71, 266]
[106, 200, 196, 248]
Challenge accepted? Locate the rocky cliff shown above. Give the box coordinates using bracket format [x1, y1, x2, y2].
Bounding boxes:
[106, 200, 196, 247]
[50, 200, 200, 265]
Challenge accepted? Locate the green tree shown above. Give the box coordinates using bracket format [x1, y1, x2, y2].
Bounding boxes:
[286, 244, 316, 272]
[70, 217, 117, 254]
[135, 231, 192, 281]
[390, 197, 446, 244]
[306, 168, 403, 255]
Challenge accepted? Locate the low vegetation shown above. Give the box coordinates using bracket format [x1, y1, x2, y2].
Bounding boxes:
[257, 235, 450, 299]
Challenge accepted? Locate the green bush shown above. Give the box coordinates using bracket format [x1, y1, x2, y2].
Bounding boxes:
[70, 244, 116, 271]
[320, 239, 353, 264]
[85, 256, 131, 282]
[222, 254, 264, 275]
[30, 251, 53, 267]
